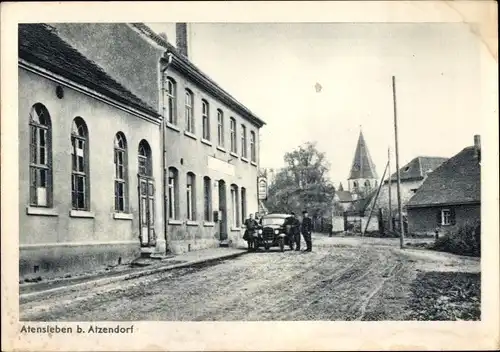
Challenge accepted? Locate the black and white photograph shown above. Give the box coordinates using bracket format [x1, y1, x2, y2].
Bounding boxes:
[2, 1, 498, 351]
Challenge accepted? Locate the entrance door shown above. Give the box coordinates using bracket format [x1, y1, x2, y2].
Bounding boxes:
[218, 180, 227, 241]
[138, 176, 156, 247]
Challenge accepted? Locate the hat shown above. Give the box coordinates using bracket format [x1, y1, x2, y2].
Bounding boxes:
[302, 210, 308, 214]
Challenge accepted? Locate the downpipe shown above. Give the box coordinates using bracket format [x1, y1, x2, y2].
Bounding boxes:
[160, 52, 174, 254]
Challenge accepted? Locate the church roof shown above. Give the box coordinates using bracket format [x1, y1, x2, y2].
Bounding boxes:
[348, 131, 378, 180]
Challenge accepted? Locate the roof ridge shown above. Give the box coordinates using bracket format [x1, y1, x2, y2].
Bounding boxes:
[19, 24, 158, 116]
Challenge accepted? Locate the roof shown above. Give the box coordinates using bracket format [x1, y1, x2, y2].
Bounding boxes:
[19, 24, 158, 117]
[386, 156, 448, 182]
[406, 146, 480, 208]
[130, 23, 266, 128]
[335, 190, 354, 202]
[348, 131, 378, 180]
[353, 190, 377, 213]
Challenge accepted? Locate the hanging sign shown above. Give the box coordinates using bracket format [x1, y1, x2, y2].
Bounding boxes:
[258, 177, 268, 200]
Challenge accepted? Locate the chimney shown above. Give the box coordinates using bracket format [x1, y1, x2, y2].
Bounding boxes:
[474, 135, 481, 162]
[176, 23, 188, 58]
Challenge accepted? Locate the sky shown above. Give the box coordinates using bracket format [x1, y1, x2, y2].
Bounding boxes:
[147, 22, 488, 187]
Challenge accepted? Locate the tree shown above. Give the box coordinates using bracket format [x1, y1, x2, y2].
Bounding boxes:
[264, 142, 336, 217]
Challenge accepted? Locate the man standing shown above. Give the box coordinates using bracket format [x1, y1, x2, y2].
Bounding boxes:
[301, 210, 313, 252]
[284, 212, 301, 251]
[243, 213, 258, 244]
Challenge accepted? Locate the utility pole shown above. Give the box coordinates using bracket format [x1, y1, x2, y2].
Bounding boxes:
[392, 76, 404, 249]
[388, 147, 392, 232]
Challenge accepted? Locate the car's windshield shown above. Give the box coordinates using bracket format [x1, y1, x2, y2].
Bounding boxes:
[262, 217, 286, 226]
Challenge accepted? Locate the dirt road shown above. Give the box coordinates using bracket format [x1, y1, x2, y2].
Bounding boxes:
[20, 235, 479, 321]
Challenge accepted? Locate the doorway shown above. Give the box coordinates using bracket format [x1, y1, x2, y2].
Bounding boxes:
[137, 140, 156, 248]
[218, 180, 227, 241]
[138, 176, 156, 247]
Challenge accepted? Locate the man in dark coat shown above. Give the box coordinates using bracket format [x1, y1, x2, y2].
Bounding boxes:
[284, 212, 301, 251]
[301, 210, 313, 252]
[243, 213, 258, 241]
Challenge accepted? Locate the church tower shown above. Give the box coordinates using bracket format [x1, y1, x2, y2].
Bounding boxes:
[348, 129, 378, 196]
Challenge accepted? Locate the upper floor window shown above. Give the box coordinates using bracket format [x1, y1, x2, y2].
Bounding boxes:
[230, 117, 237, 153]
[202, 99, 210, 140]
[250, 131, 256, 162]
[114, 132, 128, 212]
[241, 124, 247, 158]
[138, 140, 153, 177]
[168, 167, 179, 219]
[217, 109, 224, 147]
[29, 103, 52, 207]
[185, 89, 194, 133]
[165, 77, 177, 125]
[71, 117, 90, 210]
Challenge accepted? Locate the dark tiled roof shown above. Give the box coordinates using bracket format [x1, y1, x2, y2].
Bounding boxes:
[353, 190, 377, 213]
[348, 131, 378, 180]
[19, 24, 158, 117]
[386, 156, 448, 182]
[406, 146, 480, 207]
[335, 191, 353, 202]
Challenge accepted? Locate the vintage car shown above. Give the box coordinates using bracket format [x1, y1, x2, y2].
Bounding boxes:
[253, 213, 295, 252]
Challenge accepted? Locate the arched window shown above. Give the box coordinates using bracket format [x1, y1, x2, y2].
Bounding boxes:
[29, 103, 52, 207]
[114, 132, 128, 212]
[186, 172, 196, 220]
[71, 117, 89, 210]
[165, 77, 177, 124]
[138, 140, 152, 177]
[204, 176, 212, 221]
[217, 109, 224, 147]
[230, 117, 237, 153]
[353, 181, 358, 189]
[230, 184, 240, 227]
[202, 99, 210, 140]
[185, 89, 194, 133]
[241, 124, 247, 158]
[250, 131, 256, 162]
[168, 167, 179, 219]
[364, 180, 371, 189]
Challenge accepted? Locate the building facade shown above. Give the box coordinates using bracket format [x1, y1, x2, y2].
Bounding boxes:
[159, 26, 265, 253]
[18, 24, 163, 279]
[46, 23, 266, 255]
[406, 136, 481, 236]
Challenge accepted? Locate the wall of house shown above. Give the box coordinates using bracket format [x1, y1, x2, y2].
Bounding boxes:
[19, 68, 162, 279]
[162, 66, 260, 253]
[331, 215, 379, 233]
[50, 23, 164, 111]
[366, 179, 423, 215]
[407, 204, 480, 236]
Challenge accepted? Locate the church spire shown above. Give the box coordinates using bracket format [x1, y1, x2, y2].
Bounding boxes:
[348, 130, 378, 180]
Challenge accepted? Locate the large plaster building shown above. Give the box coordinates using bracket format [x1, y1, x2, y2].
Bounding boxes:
[18, 24, 163, 278]
[19, 23, 265, 279]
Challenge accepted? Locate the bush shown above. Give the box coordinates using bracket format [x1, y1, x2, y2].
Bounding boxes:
[432, 221, 481, 257]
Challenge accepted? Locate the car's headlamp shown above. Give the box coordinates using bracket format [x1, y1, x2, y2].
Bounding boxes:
[274, 229, 279, 235]
[258, 229, 263, 234]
